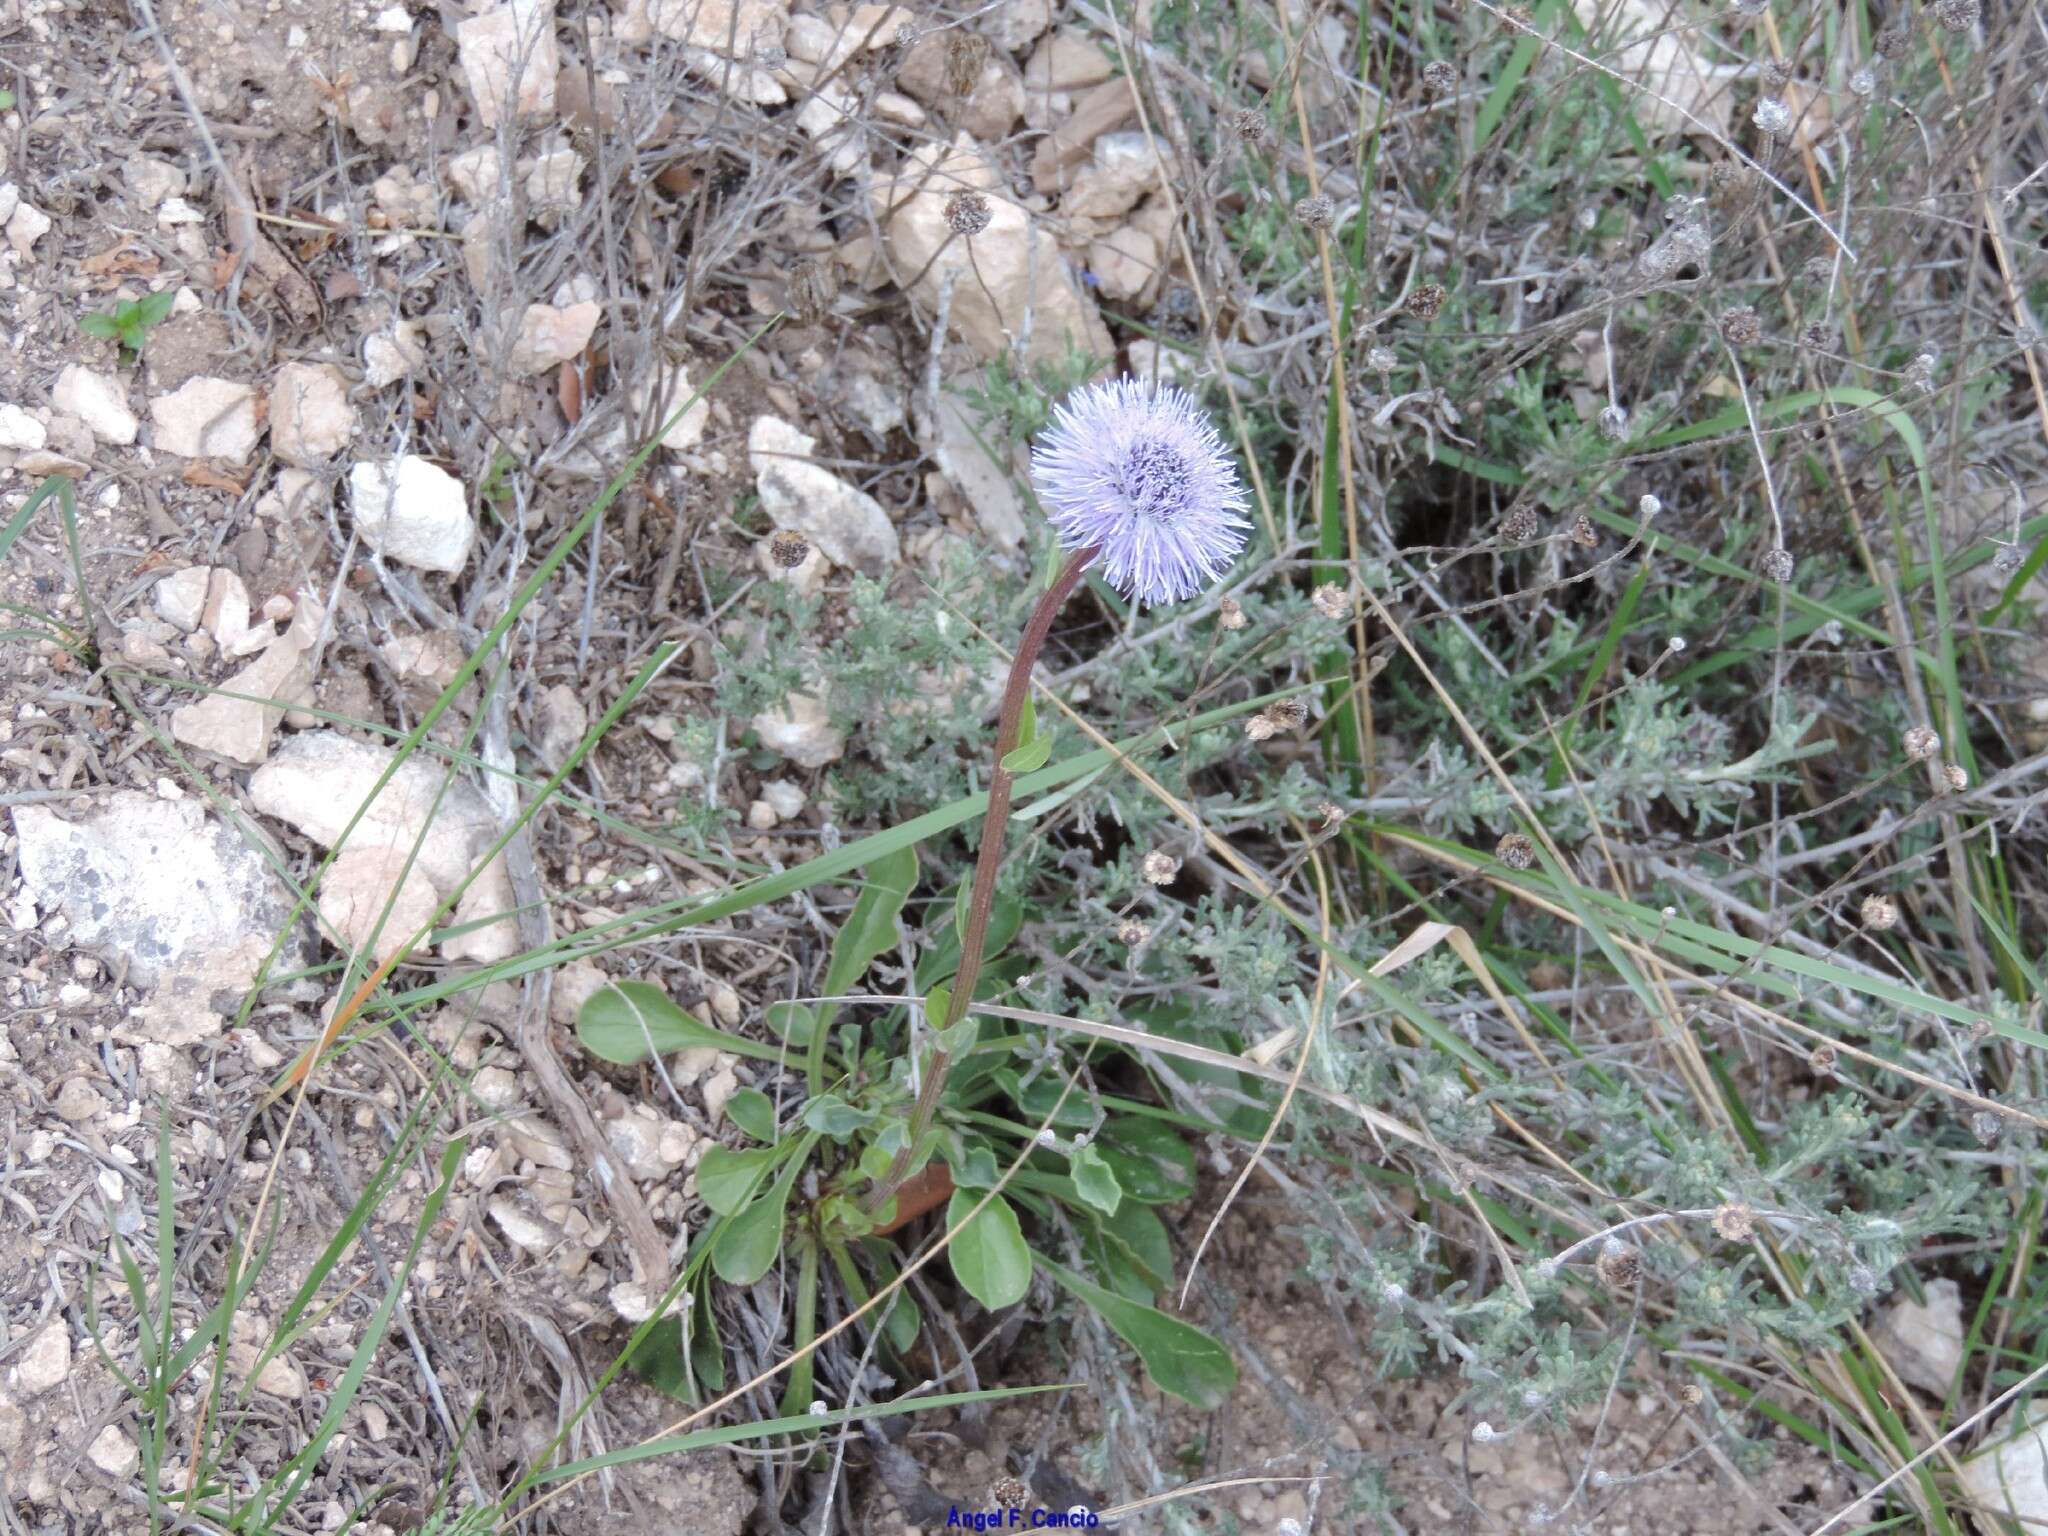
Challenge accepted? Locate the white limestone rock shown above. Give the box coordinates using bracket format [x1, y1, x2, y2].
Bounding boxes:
[53, 365, 138, 447]
[747, 414, 899, 573]
[348, 456, 475, 574]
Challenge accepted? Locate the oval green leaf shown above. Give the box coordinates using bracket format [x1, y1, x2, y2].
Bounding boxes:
[942, 1136, 1000, 1191]
[999, 730, 1053, 775]
[1096, 1117, 1196, 1203]
[945, 1190, 1032, 1311]
[765, 1000, 816, 1047]
[578, 980, 781, 1066]
[1098, 1202, 1173, 1290]
[725, 1087, 778, 1143]
[1039, 1258, 1236, 1409]
[1069, 1144, 1123, 1217]
[800, 1093, 877, 1139]
[695, 1145, 777, 1216]
[712, 1179, 790, 1285]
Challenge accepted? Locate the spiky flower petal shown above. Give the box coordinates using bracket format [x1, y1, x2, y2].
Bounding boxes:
[1028, 376, 1251, 608]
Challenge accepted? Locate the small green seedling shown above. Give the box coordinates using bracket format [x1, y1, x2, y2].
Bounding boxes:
[478, 448, 519, 516]
[79, 291, 177, 360]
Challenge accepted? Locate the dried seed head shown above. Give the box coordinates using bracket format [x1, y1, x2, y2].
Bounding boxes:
[1876, 23, 1910, 59]
[1935, 0, 1978, 31]
[1943, 761, 1969, 791]
[1992, 543, 2024, 575]
[786, 256, 839, 325]
[1706, 159, 1750, 196]
[1720, 306, 1763, 346]
[1311, 581, 1352, 619]
[1800, 322, 1836, 352]
[1141, 850, 1180, 885]
[1903, 725, 1941, 760]
[1761, 58, 1792, 92]
[944, 29, 991, 96]
[1247, 699, 1307, 740]
[1501, 505, 1541, 542]
[1471, 1421, 1497, 1444]
[988, 1476, 1030, 1509]
[1712, 1204, 1755, 1241]
[1753, 97, 1793, 135]
[1366, 344, 1398, 374]
[1293, 194, 1335, 230]
[1638, 493, 1663, 518]
[1680, 1383, 1704, 1406]
[1906, 352, 1938, 393]
[1217, 594, 1247, 630]
[1808, 1042, 1837, 1073]
[1319, 801, 1345, 828]
[1406, 281, 1447, 320]
[768, 529, 812, 569]
[1495, 831, 1536, 870]
[1115, 917, 1151, 947]
[1848, 66, 1877, 97]
[1969, 1109, 2002, 1146]
[1230, 107, 1269, 145]
[1422, 59, 1459, 97]
[1595, 1241, 1642, 1291]
[1762, 546, 1795, 583]
[1597, 403, 1629, 441]
[945, 190, 992, 237]
[1860, 893, 1899, 930]
[1566, 513, 1598, 547]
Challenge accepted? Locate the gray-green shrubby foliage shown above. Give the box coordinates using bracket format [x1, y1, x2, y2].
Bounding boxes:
[711, 581, 814, 722]
[960, 348, 1105, 451]
[1171, 894, 1295, 1003]
[1277, 966, 2013, 1441]
[1401, 662, 1815, 839]
[721, 545, 1019, 819]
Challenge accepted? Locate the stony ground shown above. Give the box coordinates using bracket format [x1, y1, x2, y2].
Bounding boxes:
[1, 0, 2041, 1532]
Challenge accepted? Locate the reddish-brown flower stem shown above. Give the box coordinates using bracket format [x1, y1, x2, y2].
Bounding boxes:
[860, 544, 1099, 1216]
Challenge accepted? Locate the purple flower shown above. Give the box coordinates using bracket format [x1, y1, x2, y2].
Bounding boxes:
[1029, 375, 1252, 608]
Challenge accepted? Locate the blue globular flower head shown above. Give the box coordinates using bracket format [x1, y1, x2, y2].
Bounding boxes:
[1029, 375, 1251, 608]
